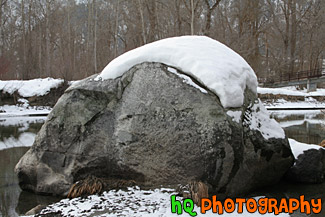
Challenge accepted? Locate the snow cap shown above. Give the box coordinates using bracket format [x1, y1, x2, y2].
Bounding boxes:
[96, 36, 258, 108]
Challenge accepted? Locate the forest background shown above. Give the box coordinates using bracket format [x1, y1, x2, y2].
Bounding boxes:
[0, 0, 324, 82]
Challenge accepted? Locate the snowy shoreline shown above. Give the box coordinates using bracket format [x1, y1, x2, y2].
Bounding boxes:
[0, 102, 51, 117]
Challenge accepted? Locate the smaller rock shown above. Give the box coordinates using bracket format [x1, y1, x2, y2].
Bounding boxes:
[285, 148, 325, 183]
[25, 204, 46, 216]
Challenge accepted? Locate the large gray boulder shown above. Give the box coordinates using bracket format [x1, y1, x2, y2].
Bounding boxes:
[15, 62, 293, 198]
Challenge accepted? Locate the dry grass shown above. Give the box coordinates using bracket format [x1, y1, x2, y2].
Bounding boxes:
[318, 139, 325, 148]
[67, 175, 104, 199]
[177, 181, 209, 207]
[67, 176, 137, 199]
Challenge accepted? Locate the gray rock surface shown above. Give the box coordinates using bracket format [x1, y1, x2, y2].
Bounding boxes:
[285, 148, 325, 183]
[15, 63, 293, 198]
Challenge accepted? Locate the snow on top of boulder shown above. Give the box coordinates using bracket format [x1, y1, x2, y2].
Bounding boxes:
[167, 66, 207, 93]
[95, 36, 257, 108]
[0, 77, 64, 97]
[288, 138, 324, 159]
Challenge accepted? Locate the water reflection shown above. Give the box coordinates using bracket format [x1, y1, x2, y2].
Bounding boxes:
[0, 147, 29, 217]
[0, 116, 60, 217]
[272, 111, 325, 145]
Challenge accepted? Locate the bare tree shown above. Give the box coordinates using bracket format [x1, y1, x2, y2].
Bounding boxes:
[203, 0, 222, 36]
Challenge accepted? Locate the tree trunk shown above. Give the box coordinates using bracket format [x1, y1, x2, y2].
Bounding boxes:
[45, 0, 51, 77]
[289, 0, 296, 73]
[175, 0, 181, 35]
[86, 0, 93, 77]
[38, 25, 42, 78]
[21, 0, 27, 79]
[283, 0, 290, 73]
[93, 0, 97, 73]
[190, 0, 194, 35]
[0, 0, 3, 55]
[137, 0, 146, 44]
[203, 0, 221, 36]
[114, 0, 120, 57]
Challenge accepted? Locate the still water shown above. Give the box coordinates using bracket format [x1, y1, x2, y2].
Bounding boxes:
[0, 117, 61, 217]
[0, 111, 324, 216]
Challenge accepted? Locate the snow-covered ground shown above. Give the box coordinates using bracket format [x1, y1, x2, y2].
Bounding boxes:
[32, 187, 289, 217]
[0, 78, 62, 117]
[0, 77, 64, 97]
[263, 98, 325, 109]
[0, 104, 51, 117]
[258, 86, 325, 96]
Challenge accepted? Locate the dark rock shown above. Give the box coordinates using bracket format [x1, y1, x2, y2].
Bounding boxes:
[285, 148, 325, 183]
[15, 62, 294, 199]
[25, 204, 47, 216]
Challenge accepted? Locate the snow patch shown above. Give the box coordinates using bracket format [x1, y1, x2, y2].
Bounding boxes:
[37, 187, 289, 217]
[269, 110, 322, 119]
[0, 77, 64, 97]
[0, 116, 46, 129]
[96, 36, 257, 108]
[0, 102, 51, 117]
[288, 138, 323, 159]
[257, 87, 325, 97]
[167, 67, 208, 93]
[263, 98, 325, 110]
[245, 100, 285, 140]
[226, 110, 242, 123]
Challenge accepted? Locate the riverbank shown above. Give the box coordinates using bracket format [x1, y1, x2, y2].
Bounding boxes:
[258, 86, 325, 109]
[0, 78, 68, 108]
[2, 79, 325, 116]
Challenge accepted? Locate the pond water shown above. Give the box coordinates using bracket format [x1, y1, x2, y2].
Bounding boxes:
[0, 111, 324, 216]
[0, 117, 61, 217]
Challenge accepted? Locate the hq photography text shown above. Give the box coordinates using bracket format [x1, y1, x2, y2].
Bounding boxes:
[170, 195, 322, 216]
